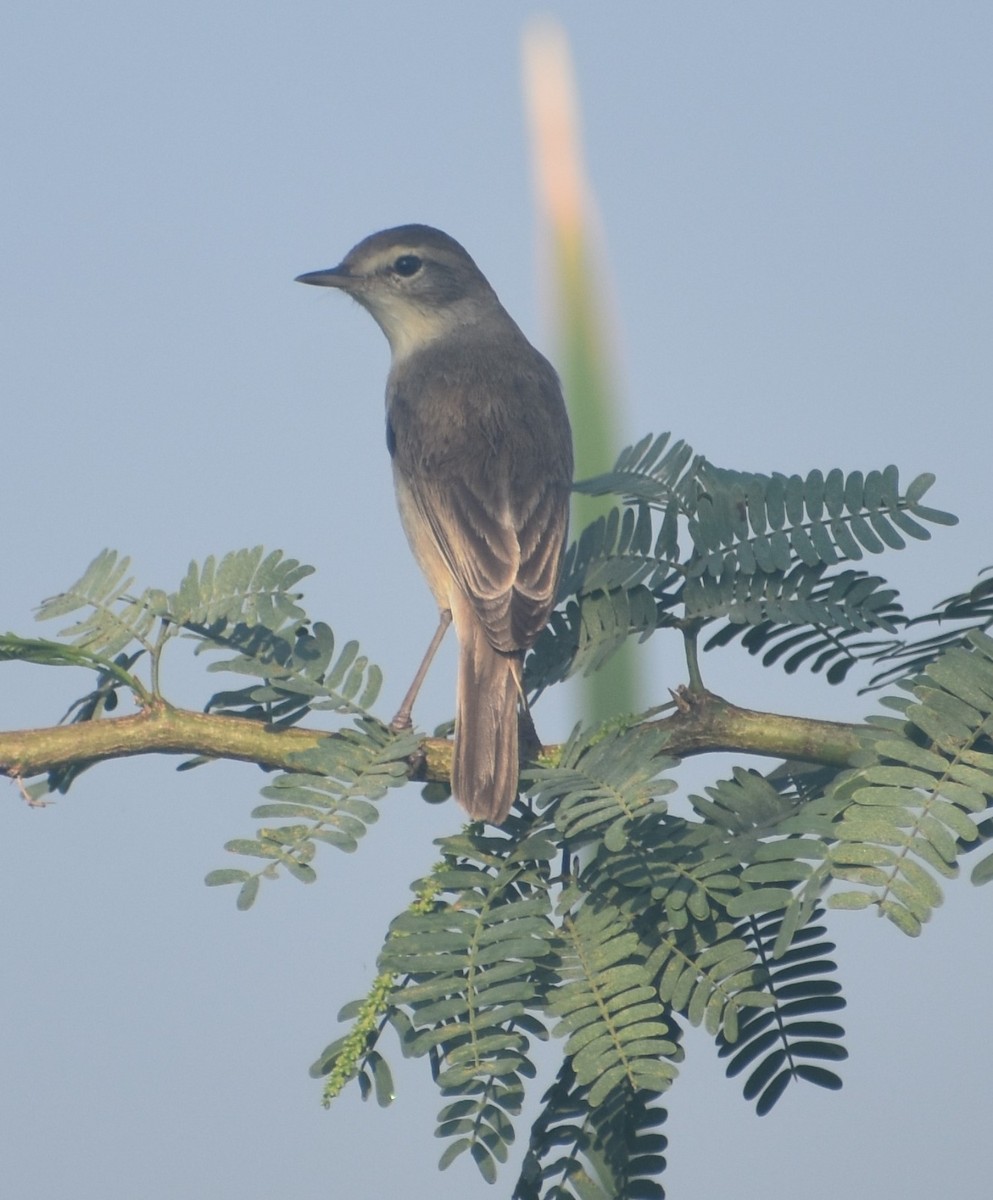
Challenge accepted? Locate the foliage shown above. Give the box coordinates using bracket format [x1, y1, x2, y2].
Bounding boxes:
[862, 566, 993, 690]
[716, 911, 846, 1114]
[3, 432, 991, 1197]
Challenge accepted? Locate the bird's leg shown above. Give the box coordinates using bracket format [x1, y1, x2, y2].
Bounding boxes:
[389, 609, 453, 732]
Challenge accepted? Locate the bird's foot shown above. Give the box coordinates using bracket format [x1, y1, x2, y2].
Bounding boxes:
[389, 709, 414, 733]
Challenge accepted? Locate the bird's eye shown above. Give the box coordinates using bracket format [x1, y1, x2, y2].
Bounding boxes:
[393, 254, 422, 277]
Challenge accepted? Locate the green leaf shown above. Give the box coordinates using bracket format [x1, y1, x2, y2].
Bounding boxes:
[236, 877, 260, 911]
[718, 911, 846, 1113]
[970, 850, 993, 886]
[204, 869, 251, 887]
[36, 550, 158, 657]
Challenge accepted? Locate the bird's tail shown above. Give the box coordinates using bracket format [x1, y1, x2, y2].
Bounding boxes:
[451, 612, 522, 825]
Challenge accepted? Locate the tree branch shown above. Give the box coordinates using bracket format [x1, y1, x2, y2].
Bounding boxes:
[0, 689, 863, 791]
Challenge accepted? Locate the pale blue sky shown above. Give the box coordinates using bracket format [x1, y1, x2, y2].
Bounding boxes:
[1, 3, 991, 1197]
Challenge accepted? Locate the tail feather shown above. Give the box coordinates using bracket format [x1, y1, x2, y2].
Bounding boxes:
[451, 613, 521, 824]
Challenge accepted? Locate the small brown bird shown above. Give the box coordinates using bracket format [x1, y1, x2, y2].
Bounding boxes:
[297, 225, 573, 824]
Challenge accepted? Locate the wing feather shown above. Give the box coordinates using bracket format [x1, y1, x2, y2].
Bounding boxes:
[388, 333, 572, 654]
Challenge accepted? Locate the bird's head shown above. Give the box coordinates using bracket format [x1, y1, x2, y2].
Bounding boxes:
[296, 224, 503, 359]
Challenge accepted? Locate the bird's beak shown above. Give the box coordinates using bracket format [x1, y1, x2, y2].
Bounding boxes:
[295, 265, 355, 288]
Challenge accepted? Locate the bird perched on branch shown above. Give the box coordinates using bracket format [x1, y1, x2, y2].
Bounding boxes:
[298, 225, 573, 824]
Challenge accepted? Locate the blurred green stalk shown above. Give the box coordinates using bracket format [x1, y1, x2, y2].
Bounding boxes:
[551, 227, 641, 724]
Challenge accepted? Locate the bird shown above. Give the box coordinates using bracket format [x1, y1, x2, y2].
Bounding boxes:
[297, 225, 573, 824]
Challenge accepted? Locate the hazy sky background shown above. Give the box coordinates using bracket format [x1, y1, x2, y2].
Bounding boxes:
[2, 3, 990, 1197]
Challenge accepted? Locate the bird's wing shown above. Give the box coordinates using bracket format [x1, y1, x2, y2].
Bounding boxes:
[408, 466, 568, 654]
[387, 341, 572, 654]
